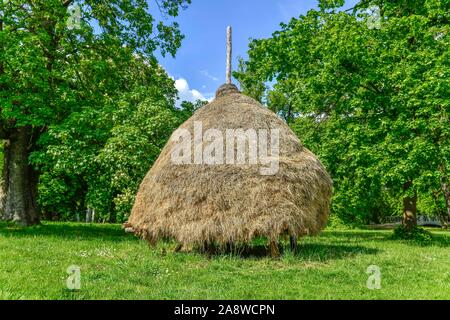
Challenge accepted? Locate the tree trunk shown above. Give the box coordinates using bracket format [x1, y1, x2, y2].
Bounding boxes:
[0, 19, 3, 77]
[0, 127, 39, 226]
[441, 178, 450, 227]
[432, 189, 447, 228]
[402, 181, 417, 231]
[269, 240, 280, 258]
[86, 208, 93, 223]
[289, 235, 297, 253]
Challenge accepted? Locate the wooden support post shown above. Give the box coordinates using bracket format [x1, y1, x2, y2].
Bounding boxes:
[289, 236, 297, 253]
[226, 26, 232, 84]
[269, 240, 280, 258]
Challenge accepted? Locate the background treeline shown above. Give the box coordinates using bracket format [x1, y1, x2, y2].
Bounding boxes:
[234, 0, 449, 227]
[0, 0, 449, 227]
[0, 0, 201, 224]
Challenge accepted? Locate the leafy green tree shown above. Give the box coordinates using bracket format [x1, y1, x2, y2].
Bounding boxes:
[0, 0, 191, 225]
[31, 69, 205, 223]
[179, 99, 208, 120]
[235, 0, 449, 228]
[31, 55, 183, 223]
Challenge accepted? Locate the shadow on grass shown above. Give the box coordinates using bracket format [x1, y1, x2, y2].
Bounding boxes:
[293, 243, 380, 261]
[429, 233, 450, 247]
[323, 230, 393, 241]
[0, 221, 135, 242]
[197, 242, 381, 261]
[325, 229, 450, 247]
[388, 233, 450, 248]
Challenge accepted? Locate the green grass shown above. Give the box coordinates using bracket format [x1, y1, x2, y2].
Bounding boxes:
[1, 222, 449, 300]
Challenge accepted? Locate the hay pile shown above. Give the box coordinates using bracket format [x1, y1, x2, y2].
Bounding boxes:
[126, 84, 332, 253]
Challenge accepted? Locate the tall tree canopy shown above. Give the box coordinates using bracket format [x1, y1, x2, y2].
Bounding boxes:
[235, 0, 449, 227]
[0, 0, 192, 225]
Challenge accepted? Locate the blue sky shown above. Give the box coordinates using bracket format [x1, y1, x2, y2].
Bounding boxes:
[156, 0, 358, 103]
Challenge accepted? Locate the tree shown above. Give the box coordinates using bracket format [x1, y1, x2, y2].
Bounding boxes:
[0, 0, 191, 225]
[235, 0, 449, 229]
[30, 54, 183, 223]
[30, 58, 205, 223]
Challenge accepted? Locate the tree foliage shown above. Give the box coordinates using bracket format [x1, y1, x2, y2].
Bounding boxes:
[1, 0, 193, 223]
[235, 0, 449, 224]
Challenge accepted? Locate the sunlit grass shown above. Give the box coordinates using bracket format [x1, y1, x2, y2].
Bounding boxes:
[0, 222, 449, 300]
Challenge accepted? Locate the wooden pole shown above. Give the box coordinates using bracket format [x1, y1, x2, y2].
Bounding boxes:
[269, 240, 280, 258]
[289, 236, 297, 254]
[226, 26, 232, 84]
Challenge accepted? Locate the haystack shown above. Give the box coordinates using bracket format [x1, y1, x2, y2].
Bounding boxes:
[126, 83, 332, 255]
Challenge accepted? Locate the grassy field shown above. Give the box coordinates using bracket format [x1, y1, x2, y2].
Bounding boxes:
[0, 222, 449, 300]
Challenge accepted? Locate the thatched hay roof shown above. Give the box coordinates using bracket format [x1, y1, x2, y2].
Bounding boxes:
[126, 84, 332, 247]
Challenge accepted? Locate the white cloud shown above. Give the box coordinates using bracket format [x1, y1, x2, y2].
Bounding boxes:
[200, 70, 219, 82]
[175, 78, 213, 106]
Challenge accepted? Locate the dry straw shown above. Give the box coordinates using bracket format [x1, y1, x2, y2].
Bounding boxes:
[125, 84, 332, 254]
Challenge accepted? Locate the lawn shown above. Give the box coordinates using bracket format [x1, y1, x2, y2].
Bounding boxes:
[0, 222, 449, 300]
